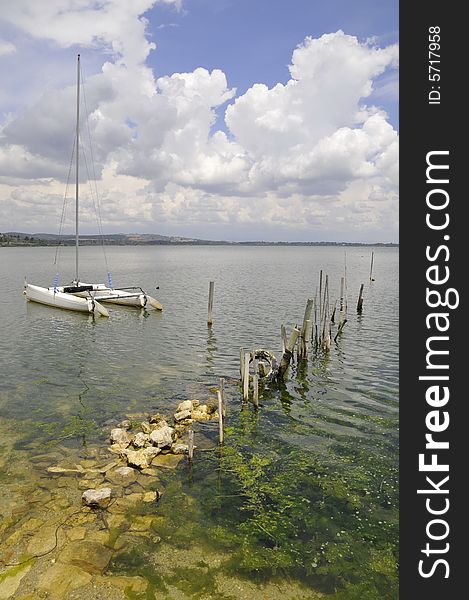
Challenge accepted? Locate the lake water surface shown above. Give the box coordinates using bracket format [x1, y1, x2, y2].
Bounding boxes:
[0, 245, 398, 599]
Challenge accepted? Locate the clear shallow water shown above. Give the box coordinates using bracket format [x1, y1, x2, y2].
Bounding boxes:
[0, 245, 398, 598]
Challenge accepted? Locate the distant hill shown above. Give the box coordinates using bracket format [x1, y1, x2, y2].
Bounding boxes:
[1, 231, 398, 247]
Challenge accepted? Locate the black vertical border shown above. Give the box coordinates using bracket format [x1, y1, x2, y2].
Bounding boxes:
[400, 2, 464, 597]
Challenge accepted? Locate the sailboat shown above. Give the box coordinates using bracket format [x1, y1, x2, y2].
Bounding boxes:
[23, 55, 162, 316]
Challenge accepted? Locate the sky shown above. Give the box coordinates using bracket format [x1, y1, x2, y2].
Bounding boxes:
[0, 0, 399, 242]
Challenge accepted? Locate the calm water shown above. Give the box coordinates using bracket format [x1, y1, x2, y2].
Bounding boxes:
[0, 245, 398, 598]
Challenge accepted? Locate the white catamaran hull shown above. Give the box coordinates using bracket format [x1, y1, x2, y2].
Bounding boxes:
[71, 283, 163, 310]
[24, 284, 109, 317]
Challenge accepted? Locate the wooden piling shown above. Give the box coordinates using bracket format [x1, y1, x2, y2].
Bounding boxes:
[318, 270, 323, 337]
[300, 299, 314, 359]
[340, 276, 344, 311]
[240, 348, 245, 381]
[334, 318, 348, 342]
[243, 352, 250, 400]
[331, 301, 337, 324]
[207, 281, 215, 326]
[188, 429, 194, 462]
[303, 319, 311, 360]
[252, 351, 259, 408]
[281, 325, 287, 355]
[276, 326, 301, 380]
[369, 251, 374, 281]
[321, 275, 329, 345]
[217, 390, 224, 444]
[220, 377, 225, 417]
[357, 284, 364, 313]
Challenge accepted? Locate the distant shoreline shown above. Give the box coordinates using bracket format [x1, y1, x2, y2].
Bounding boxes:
[1, 232, 398, 248]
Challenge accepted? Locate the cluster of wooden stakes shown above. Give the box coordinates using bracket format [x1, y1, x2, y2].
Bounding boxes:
[237, 251, 373, 408]
[201, 252, 375, 448]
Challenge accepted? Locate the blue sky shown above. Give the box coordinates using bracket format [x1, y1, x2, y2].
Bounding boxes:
[0, 0, 399, 242]
[147, 0, 398, 127]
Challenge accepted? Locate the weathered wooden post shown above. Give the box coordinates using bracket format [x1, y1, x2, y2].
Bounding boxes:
[281, 325, 287, 355]
[303, 319, 311, 359]
[321, 275, 329, 345]
[339, 276, 344, 311]
[276, 326, 301, 380]
[300, 299, 314, 359]
[243, 352, 250, 401]
[240, 348, 245, 383]
[357, 283, 364, 313]
[318, 271, 323, 340]
[369, 251, 375, 281]
[330, 301, 337, 324]
[207, 281, 215, 326]
[220, 377, 225, 417]
[252, 351, 259, 408]
[217, 390, 224, 444]
[334, 318, 348, 342]
[188, 429, 194, 462]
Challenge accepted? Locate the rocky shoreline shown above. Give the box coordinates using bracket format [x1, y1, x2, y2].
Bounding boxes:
[0, 399, 221, 599]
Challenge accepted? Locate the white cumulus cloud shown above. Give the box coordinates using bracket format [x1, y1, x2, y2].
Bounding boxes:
[0, 2, 398, 241]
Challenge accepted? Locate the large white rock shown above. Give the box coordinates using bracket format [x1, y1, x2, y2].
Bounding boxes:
[82, 488, 112, 509]
[141, 421, 152, 434]
[177, 400, 193, 413]
[143, 447, 161, 461]
[174, 409, 191, 422]
[110, 428, 131, 446]
[149, 425, 174, 448]
[132, 432, 150, 448]
[124, 449, 151, 469]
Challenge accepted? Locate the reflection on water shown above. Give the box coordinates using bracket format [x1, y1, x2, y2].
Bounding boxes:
[0, 245, 398, 598]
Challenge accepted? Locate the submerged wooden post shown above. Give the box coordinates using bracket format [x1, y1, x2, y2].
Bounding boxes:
[276, 326, 301, 381]
[321, 275, 329, 344]
[303, 319, 311, 360]
[207, 281, 215, 326]
[339, 277, 344, 311]
[252, 350, 259, 408]
[243, 352, 250, 400]
[217, 390, 224, 444]
[369, 251, 375, 281]
[188, 429, 194, 462]
[318, 271, 323, 339]
[330, 301, 337, 324]
[325, 331, 331, 352]
[357, 284, 364, 313]
[220, 377, 225, 417]
[281, 325, 287, 355]
[300, 299, 314, 359]
[334, 318, 348, 342]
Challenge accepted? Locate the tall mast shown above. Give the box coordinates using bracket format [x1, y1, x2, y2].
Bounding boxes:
[75, 54, 80, 283]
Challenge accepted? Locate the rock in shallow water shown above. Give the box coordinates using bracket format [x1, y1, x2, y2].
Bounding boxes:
[81, 487, 112, 509]
[174, 409, 191, 422]
[141, 421, 152, 434]
[149, 425, 174, 448]
[37, 563, 92, 597]
[149, 412, 166, 425]
[58, 540, 113, 574]
[124, 447, 160, 469]
[132, 432, 150, 448]
[106, 466, 137, 486]
[110, 428, 131, 446]
[172, 443, 189, 454]
[177, 400, 193, 413]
